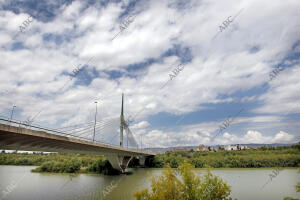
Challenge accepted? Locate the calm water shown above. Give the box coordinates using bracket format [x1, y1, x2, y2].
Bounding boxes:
[0, 166, 299, 200]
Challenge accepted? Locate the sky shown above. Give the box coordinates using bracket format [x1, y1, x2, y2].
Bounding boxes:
[0, 0, 299, 148]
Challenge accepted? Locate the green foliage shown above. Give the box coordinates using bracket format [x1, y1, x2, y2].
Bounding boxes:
[0, 153, 45, 165]
[0, 153, 104, 166]
[134, 161, 234, 200]
[33, 158, 82, 173]
[153, 153, 185, 168]
[0, 153, 118, 174]
[296, 182, 300, 193]
[199, 170, 232, 200]
[14, 157, 33, 165]
[0, 152, 130, 175]
[153, 147, 300, 168]
[87, 159, 106, 173]
[87, 159, 120, 175]
[64, 158, 82, 173]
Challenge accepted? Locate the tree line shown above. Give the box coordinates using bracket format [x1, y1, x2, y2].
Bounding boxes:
[152, 145, 300, 168]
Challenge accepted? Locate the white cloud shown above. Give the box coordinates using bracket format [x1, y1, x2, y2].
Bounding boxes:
[0, 0, 299, 147]
[141, 128, 296, 148]
[243, 130, 271, 143]
[131, 121, 150, 129]
[271, 131, 295, 143]
[254, 65, 300, 114]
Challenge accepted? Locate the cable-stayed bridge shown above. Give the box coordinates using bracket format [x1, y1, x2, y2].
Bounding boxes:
[0, 94, 155, 173]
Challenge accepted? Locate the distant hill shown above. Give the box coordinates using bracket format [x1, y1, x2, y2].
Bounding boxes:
[143, 143, 298, 154]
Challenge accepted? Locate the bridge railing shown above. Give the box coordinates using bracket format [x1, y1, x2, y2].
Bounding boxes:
[0, 116, 146, 152]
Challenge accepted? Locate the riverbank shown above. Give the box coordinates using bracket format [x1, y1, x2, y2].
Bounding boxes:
[1, 144, 299, 174]
[0, 153, 139, 175]
[152, 145, 300, 168]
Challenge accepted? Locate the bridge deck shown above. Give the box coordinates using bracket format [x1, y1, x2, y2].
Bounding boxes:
[0, 123, 154, 157]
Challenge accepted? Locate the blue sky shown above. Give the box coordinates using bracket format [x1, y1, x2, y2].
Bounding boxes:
[0, 0, 299, 148]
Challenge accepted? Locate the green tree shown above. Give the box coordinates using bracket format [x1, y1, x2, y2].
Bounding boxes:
[134, 166, 182, 200]
[134, 161, 234, 200]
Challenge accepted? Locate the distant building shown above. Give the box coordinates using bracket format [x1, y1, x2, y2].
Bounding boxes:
[173, 147, 189, 152]
[225, 144, 248, 151]
[225, 145, 236, 151]
[225, 145, 238, 151]
[197, 145, 208, 152]
[239, 145, 248, 150]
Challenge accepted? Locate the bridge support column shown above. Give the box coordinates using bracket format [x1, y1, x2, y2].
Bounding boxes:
[107, 155, 133, 173]
[138, 156, 146, 166]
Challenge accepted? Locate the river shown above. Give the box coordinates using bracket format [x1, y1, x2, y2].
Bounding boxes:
[0, 166, 299, 200]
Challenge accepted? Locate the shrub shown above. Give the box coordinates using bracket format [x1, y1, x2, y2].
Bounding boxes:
[15, 158, 33, 165]
[87, 159, 106, 173]
[33, 158, 82, 173]
[63, 158, 82, 173]
[134, 161, 234, 200]
[87, 159, 120, 175]
[38, 161, 55, 172]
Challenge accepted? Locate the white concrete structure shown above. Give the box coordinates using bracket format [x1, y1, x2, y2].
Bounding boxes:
[225, 145, 236, 151]
[225, 144, 248, 151]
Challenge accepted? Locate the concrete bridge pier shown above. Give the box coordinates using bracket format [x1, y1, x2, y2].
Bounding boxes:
[138, 156, 146, 166]
[106, 155, 133, 173]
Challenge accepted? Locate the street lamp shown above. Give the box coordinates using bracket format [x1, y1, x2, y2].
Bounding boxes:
[9, 105, 16, 125]
[92, 101, 98, 142]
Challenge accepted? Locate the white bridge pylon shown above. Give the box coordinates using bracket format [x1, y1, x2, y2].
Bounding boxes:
[107, 93, 141, 172]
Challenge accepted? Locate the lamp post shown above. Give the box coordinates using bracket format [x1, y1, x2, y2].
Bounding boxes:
[9, 105, 16, 125]
[93, 101, 98, 142]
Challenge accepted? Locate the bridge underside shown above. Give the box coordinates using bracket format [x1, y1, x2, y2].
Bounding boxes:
[0, 124, 154, 172]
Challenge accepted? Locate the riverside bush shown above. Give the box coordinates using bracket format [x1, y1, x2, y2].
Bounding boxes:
[153, 147, 300, 168]
[134, 161, 235, 200]
[33, 158, 82, 173]
[87, 159, 120, 175]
